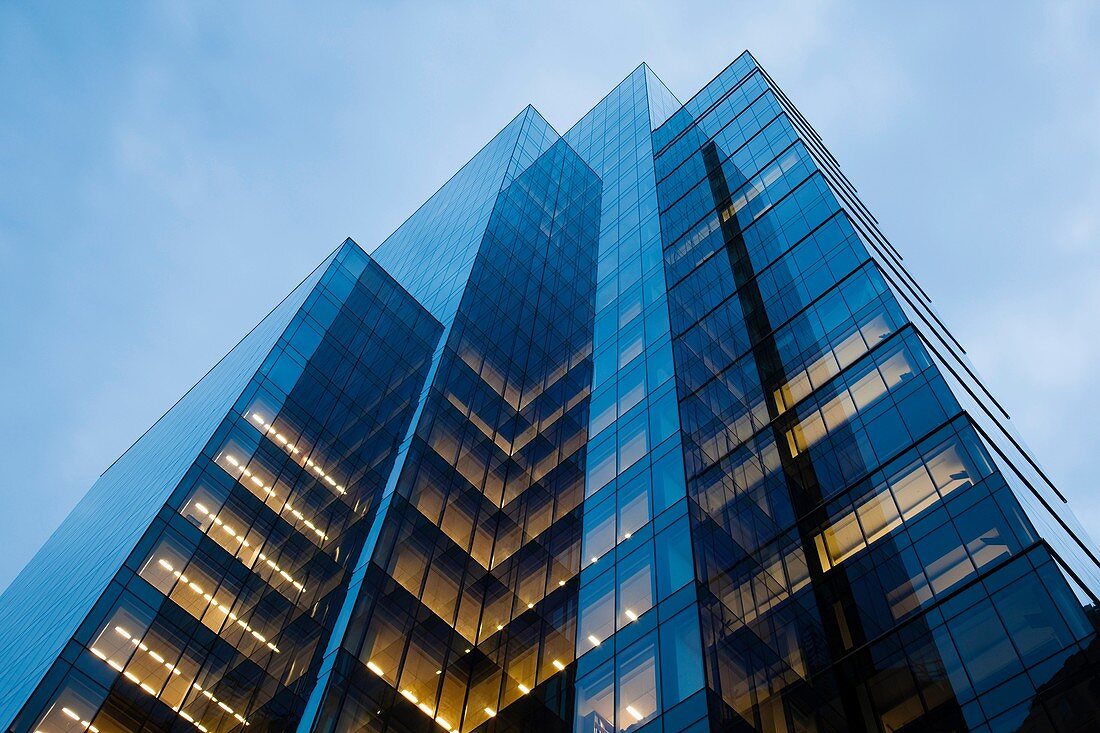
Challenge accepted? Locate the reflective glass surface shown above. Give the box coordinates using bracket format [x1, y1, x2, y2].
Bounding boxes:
[306, 137, 601, 733]
[6, 242, 441, 732]
[5, 54, 1100, 733]
[654, 52, 1100, 732]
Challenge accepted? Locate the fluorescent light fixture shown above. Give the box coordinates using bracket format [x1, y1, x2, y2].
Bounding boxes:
[251, 413, 348, 495]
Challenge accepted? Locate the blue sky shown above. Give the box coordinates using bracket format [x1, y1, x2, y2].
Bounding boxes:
[1, 1, 1098, 593]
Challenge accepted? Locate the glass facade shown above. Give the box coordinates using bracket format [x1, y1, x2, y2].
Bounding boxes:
[4, 54, 1100, 733]
[1, 242, 442, 732]
[653, 52, 1100, 733]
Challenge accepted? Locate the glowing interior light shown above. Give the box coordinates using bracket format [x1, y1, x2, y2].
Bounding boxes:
[57, 708, 99, 733]
[587, 635, 601, 647]
[366, 661, 384, 676]
[552, 659, 565, 671]
[527, 602, 534, 609]
[417, 703, 434, 716]
[189, 502, 306, 592]
[90, 646, 120, 670]
[282, 501, 329, 540]
[496, 624, 504, 631]
[590, 556, 598, 564]
[484, 707, 496, 717]
[250, 413, 347, 495]
[435, 716, 452, 730]
[157, 559, 279, 652]
[222, 454, 329, 541]
[624, 609, 638, 622]
[222, 456, 275, 498]
[400, 689, 418, 703]
[89, 625, 250, 731]
[623, 532, 632, 539]
[518, 684, 530, 695]
[626, 705, 644, 721]
[250, 414, 301, 455]
[558, 579, 566, 586]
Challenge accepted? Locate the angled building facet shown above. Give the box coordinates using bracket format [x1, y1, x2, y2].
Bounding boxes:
[0, 242, 443, 731]
[4, 54, 1100, 733]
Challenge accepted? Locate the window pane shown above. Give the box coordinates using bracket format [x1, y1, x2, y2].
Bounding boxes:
[651, 448, 685, 516]
[948, 600, 1020, 693]
[656, 515, 694, 599]
[617, 474, 650, 541]
[583, 495, 616, 567]
[617, 634, 659, 730]
[618, 412, 649, 473]
[648, 387, 679, 447]
[30, 675, 108, 733]
[579, 570, 615, 652]
[660, 607, 704, 707]
[587, 434, 617, 497]
[576, 661, 614, 733]
[618, 544, 655, 628]
[618, 360, 646, 416]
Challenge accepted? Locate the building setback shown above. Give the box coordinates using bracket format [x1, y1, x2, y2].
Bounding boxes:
[3, 53, 1100, 733]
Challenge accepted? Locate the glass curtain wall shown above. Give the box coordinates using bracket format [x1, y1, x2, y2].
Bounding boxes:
[307, 139, 601, 733]
[653, 52, 1100, 733]
[10, 243, 441, 733]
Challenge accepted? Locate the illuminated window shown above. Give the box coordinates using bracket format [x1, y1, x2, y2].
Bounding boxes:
[575, 662, 614, 732]
[578, 571, 614, 654]
[29, 678, 106, 733]
[82, 599, 250, 732]
[617, 636, 658, 730]
[138, 536, 281, 654]
[815, 435, 988, 573]
[617, 547, 654, 629]
[617, 474, 649, 541]
[785, 346, 915, 458]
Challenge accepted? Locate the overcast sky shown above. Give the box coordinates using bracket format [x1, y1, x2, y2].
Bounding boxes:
[1, 1, 1098, 593]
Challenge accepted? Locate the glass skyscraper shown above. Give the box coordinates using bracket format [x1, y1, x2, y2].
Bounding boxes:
[3, 52, 1100, 733]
